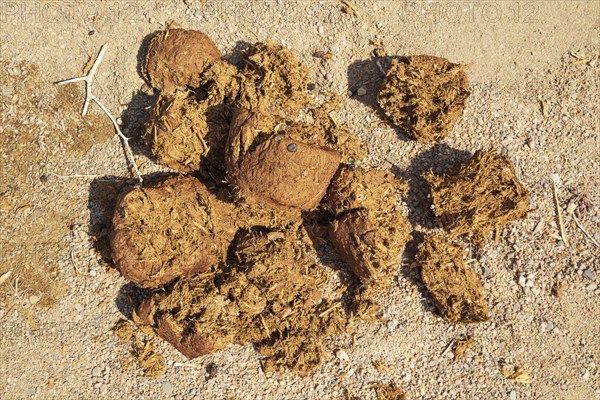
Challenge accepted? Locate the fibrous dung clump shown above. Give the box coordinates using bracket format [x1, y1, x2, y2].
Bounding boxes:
[425, 148, 529, 245]
[237, 41, 312, 118]
[226, 109, 341, 211]
[418, 234, 489, 323]
[144, 29, 221, 92]
[133, 228, 347, 376]
[110, 176, 237, 288]
[144, 92, 229, 174]
[378, 55, 470, 142]
[325, 167, 411, 285]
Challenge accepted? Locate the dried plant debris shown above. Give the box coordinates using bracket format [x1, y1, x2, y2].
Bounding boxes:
[112, 320, 165, 379]
[110, 176, 238, 288]
[113, 319, 135, 342]
[502, 365, 533, 384]
[133, 228, 347, 376]
[378, 55, 470, 142]
[418, 234, 489, 323]
[237, 41, 312, 118]
[453, 337, 476, 361]
[425, 149, 529, 245]
[131, 339, 166, 379]
[144, 29, 221, 92]
[308, 94, 366, 163]
[325, 167, 411, 285]
[226, 108, 341, 210]
[374, 383, 406, 400]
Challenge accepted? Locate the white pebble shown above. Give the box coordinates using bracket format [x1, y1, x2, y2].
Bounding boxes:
[336, 349, 349, 362]
[582, 370, 590, 380]
[518, 276, 526, 287]
[509, 390, 517, 400]
[586, 283, 597, 292]
[357, 87, 367, 96]
[161, 381, 173, 396]
[525, 280, 534, 287]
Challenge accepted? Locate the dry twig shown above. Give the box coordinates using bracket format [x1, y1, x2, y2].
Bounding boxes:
[573, 213, 599, 247]
[550, 174, 569, 247]
[55, 44, 143, 184]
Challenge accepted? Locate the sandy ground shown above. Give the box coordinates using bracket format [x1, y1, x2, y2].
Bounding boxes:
[1, 1, 599, 399]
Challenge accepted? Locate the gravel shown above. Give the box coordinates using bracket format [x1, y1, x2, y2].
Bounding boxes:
[0, 1, 599, 400]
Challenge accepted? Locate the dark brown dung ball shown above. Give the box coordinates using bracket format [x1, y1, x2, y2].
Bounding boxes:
[324, 167, 411, 285]
[144, 92, 230, 175]
[110, 176, 237, 288]
[417, 234, 489, 323]
[425, 148, 529, 245]
[144, 29, 221, 92]
[226, 109, 341, 211]
[330, 208, 410, 286]
[378, 55, 470, 142]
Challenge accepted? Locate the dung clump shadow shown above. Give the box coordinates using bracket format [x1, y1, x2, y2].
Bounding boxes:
[347, 56, 412, 141]
[115, 282, 149, 321]
[391, 143, 471, 231]
[87, 176, 130, 264]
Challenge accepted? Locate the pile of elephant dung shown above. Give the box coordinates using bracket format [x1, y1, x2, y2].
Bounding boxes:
[425, 149, 529, 245]
[417, 234, 489, 323]
[106, 28, 530, 377]
[378, 55, 470, 142]
[133, 227, 348, 376]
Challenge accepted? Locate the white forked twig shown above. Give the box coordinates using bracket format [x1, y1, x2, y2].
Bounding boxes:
[56, 45, 107, 116]
[55, 44, 143, 184]
[92, 95, 143, 183]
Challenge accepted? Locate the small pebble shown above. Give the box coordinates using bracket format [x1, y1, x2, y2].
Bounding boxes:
[357, 87, 367, 96]
[29, 295, 40, 304]
[336, 349, 349, 362]
[509, 390, 517, 400]
[161, 381, 173, 396]
[532, 287, 541, 296]
[27, 386, 37, 396]
[525, 280, 534, 287]
[287, 143, 297, 152]
[586, 283, 597, 292]
[582, 370, 590, 380]
[582, 269, 596, 281]
[518, 276, 526, 287]
[92, 366, 102, 377]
